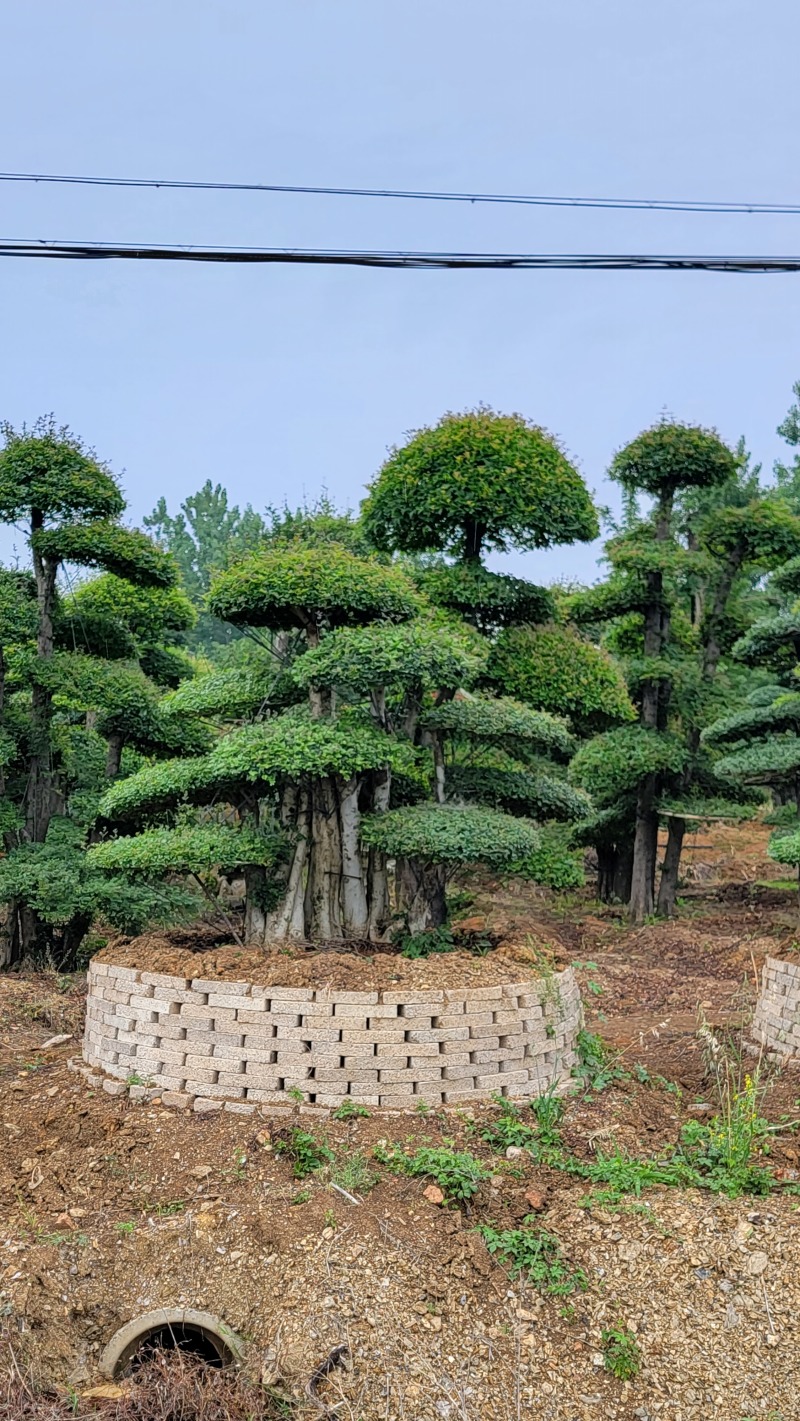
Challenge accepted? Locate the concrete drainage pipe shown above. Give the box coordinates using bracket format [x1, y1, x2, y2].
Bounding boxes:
[99, 1308, 244, 1378]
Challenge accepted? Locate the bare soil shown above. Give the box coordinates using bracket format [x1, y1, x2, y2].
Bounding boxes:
[2, 820, 800, 1420]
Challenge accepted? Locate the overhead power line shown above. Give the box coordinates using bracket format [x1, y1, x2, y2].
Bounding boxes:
[2, 169, 800, 216]
[0, 239, 799, 272]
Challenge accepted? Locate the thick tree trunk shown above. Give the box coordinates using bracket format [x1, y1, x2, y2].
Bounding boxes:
[339, 775, 369, 938]
[27, 540, 60, 843]
[105, 732, 124, 779]
[596, 846, 617, 903]
[402, 861, 448, 935]
[368, 766, 392, 940]
[261, 789, 311, 941]
[630, 774, 658, 923]
[656, 816, 685, 918]
[612, 841, 634, 905]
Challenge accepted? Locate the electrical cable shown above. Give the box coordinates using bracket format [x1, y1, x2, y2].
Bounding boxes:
[0, 238, 799, 272]
[1, 169, 799, 216]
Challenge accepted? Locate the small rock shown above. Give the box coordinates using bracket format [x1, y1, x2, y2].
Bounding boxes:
[82, 1384, 128, 1401]
[746, 1250, 769, 1276]
[505, 1146, 523, 1161]
[68, 1208, 87, 1220]
[55, 1213, 74, 1230]
[322, 1226, 335, 1240]
[102, 1080, 127, 1097]
[429, 1315, 442, 1332]
[592, 1352, 604, 1367]
[161, 1091, 194, 1110]
[423, 1184, 445, 1206]
[765, 1331, 779, 1347]
[687, 1103, 713, 1115]
[524, 1189, 547, 1213]
[41, 1033, 72, 1050]
[189, 1165, 213, 1179]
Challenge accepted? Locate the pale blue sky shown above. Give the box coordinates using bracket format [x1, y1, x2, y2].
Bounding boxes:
[1, 0, 799, 581]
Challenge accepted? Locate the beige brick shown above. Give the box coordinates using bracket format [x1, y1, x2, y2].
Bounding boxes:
[235, 1007, 271, 1025]
[382, 989, 444, 1005]
[465, 986, 504, 1002]
[269, 987, 313, 1002]
[184, 1053, 219, 1074]
[408, 1026, 468, 1043]
[156, 1018, 189, 1040]
[314, 1067, 378, 1084]
[241, 1045, 277, 1065]
[192, 978, 251, 995]
[366, 1004, 400, 1020]
[151, 1072, 187, 1091]
[408, 1053, 445, 1069]
[443, 1065, 478, 1080]
[157, 1040, 188, 1062]
[207, 992, 252, 1011]
[340, 1027, 406, 1044]
[469, 1033, 500, 1048]
[397, 1004, 437, 1020]
[182, 1039, 213, 1058]
[475, 1070, 529, 1090]
[140, 970, 191, 990]
[180, 1002, 216, 1019]
[326, 990, 379, 1005]
[106, 964, 140, 982]
[436, 1051, 471, 1066]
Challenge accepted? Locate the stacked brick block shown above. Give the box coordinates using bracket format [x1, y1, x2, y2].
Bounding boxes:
[83, 960, 583, 1107]
[750, 956, 800, 1064]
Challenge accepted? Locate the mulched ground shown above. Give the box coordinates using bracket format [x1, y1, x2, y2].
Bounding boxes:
[2, 820, 800, 1420]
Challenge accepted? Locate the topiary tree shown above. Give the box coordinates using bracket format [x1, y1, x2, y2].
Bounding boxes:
[0, 418, 203, 965]
[362, 406, 598, 562]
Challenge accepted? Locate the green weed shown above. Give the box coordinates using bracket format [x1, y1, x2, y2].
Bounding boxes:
[332, 1099, 370, 1121]
[332, 1150, 379, 1196]
[478, 1220, 587, 1295]
[376, 1144, 488, 1204]
[601, 1322, 641, 1380]
[274, 1128, 334, 1180]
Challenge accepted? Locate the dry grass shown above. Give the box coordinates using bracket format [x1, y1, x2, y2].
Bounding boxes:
[0, 1350, 295, 1420]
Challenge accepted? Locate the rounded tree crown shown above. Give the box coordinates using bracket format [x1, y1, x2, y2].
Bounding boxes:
[360, 803, 540, 868]
[610, 421, 737, 498]
[207, 544, 419, 632]
[485, 623, 636, 734]
[362, 408, 598, 558]
[290, 619, 487, 695]
[0, 419, 125, 524]
[699, 500, 800, 568]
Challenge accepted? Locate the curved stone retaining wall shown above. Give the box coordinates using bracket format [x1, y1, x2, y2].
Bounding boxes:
[751, 955, 800, 1065]
[83, 960, 583, 1108]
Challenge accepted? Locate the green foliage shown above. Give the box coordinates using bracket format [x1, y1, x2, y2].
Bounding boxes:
[207, 544, 419, 632]
[290, 619, 488, 695]
[163, 665, 287, 720]
[420, 562, 556, 632]
[480, 1097, 538, 1151]
[206, 712, 424, 786]
[477, 1223, 587, 1294]
[362, 407, 598, 557]
[0, 820, 200, 940]
[609, 419, 737, 497]
[0, 569, 38, 644]
[59, 574, 195, 662]
[87, 824, 286, 877]
[518, 824, 585, 889]
[768, 828, 800, 866]
[332, 1100, 371, 1121]
[360, 803, 540, 870]
[0, 417, 124, 522]
[573, 1030, 628, 1092]
[33, 523, 178, 588]
[699, 499, 800, 568]
[145, 482, 267, 603]
[263, 491, 376, 556]
[702, 695, 800, 747]
[398, 925, 457, 959]
[423, 695, 574, 761]
[446, 765, 589, 823]
[400, 1146, 488, 1203]
[273, 1128, 334, 1179]
[570, 725, 687, 803]
[732, 610, 800, 668]
[715, 737, 800, 786]
[601, 1324, 641, 1380]
[96, 755, 225, 824]
[485, 623, 636, 734]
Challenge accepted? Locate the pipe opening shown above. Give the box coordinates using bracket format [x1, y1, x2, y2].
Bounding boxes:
[101, 1309, 243, 1380]
[124, 1322, 231, 1372]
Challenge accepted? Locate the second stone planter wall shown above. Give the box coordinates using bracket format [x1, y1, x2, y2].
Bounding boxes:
[83, 959, 583, 1109]
[750, 955, 800, 1065]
